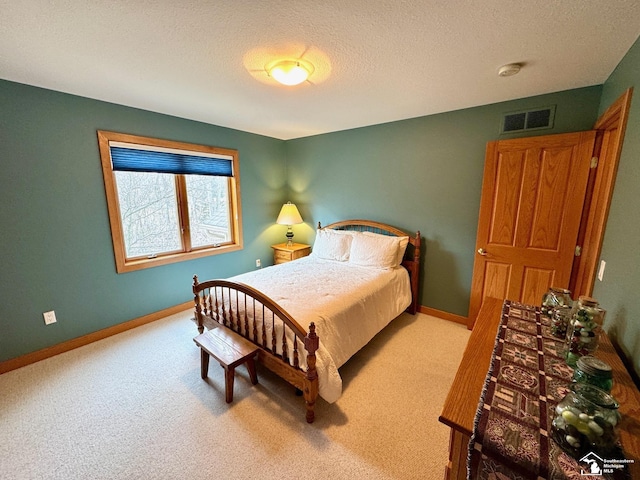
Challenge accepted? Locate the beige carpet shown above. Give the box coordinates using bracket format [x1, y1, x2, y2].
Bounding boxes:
[0, 309, 470, 480]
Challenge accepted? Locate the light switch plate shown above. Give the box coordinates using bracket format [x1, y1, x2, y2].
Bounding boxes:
[597, 260, 606, 281]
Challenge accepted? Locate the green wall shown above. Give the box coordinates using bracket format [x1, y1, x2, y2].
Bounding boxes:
[0, 76, 623, 368]
[593, 35, 640, 378]
[0, 80, 286, 362]
[285, 87, 602, 316]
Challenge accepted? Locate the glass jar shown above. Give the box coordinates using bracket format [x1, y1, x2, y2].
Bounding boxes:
[565, 296, 605, 367]
[551, 383, 620, 458]
[550, 305, 572, 339]
[573, 356, 614, 393]
[541, 287, 573, 317]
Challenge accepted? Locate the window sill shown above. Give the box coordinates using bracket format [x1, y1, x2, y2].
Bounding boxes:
[115, 243, 243, 273]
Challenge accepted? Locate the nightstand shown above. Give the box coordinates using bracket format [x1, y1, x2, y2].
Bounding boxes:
[271, 243, 311, 265]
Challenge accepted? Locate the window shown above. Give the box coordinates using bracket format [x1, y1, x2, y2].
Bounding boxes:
[97, 131, 242, 273]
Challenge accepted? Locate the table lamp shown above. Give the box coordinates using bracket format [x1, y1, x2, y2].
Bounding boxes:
[276, 202, 303, 246]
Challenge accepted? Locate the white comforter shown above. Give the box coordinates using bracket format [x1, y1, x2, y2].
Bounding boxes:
[228, 256, 411, 403]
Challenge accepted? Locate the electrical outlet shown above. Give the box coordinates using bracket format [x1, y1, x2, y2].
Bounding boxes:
[598, 260, 606, 281]
[43, 310, 57, 325]
[256, 259, 261, 268]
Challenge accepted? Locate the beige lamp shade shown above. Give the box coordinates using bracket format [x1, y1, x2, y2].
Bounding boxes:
[276, 202, 303, 225]
[276, 202, 303, 246]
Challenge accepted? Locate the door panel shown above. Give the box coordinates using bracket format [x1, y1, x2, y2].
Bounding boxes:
[489, 151, 524, 246]
[482, 262, 511, 300]
[528, 147, 576, 250]
[468, 131, 596, 328]
[521, 267, 554, 305]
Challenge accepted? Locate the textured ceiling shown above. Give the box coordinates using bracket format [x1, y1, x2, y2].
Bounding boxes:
[1, 1, 639, 140]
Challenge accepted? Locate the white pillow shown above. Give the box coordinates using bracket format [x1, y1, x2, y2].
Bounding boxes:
[396, 236, 409, 264]
[363, 231, 409, 265]
[311, 229, 353, 261]
[349, 233, 402, 269]
[325, 228, 362, 237]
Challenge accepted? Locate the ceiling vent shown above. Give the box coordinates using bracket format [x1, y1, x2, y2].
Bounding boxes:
[501, 106, 556, 134]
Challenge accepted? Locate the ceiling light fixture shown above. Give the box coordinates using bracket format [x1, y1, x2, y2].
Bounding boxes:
[266, 59, 314, 86]
[498, 63, 522, 77]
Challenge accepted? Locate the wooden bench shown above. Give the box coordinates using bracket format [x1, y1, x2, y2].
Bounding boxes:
[193, 327, 259, 403]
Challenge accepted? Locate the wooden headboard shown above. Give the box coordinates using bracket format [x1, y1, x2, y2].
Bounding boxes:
[318, 219, 421, 314]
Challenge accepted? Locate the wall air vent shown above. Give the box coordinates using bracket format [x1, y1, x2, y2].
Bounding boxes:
[500, 105, 556, 134]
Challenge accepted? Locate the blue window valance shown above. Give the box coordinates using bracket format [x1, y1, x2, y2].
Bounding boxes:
[109, 144, 233, 177]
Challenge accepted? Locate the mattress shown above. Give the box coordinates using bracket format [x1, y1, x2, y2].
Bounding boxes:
[228, 255, 411, 403]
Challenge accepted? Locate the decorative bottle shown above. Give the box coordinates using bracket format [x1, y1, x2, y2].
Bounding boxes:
[572, 356, 614, 393]
[551, 383, 620, 458]
[550, 305, 572, 339]
[565, 296, 605, 367]
[541, 287, 573, 317]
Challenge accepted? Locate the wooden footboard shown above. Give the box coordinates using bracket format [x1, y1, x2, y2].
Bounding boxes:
[192, 276, 320, 423]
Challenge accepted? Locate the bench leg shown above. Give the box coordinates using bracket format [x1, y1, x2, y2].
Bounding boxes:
[223, 366, 235, 403]
[200, 349, 210, 379]
[246, 356, 258, 385]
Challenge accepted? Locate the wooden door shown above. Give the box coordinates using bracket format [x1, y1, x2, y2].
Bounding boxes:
[468, 131, 596, 328]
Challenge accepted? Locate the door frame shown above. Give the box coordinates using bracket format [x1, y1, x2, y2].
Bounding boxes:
[569, 88, 633, 297]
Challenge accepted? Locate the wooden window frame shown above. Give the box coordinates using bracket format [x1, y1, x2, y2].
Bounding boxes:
[97, 130, 243, 273]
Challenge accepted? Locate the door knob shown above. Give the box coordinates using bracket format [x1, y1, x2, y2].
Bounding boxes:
[477, 248, 487, 256]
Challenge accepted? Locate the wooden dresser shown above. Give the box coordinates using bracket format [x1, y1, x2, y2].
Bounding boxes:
[439, 297, 640, 479]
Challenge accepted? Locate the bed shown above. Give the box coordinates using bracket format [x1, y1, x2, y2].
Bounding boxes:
[192, 220, 421, 422]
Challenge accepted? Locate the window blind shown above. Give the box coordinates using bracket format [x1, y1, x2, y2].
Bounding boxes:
[109, 145, 233, 177]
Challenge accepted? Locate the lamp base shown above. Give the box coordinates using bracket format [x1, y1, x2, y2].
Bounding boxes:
[286, 229, 294, 247]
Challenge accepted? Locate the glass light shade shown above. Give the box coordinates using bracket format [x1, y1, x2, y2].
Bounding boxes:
[276, 202, 303, 225]
[267, 60, 313, 86]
